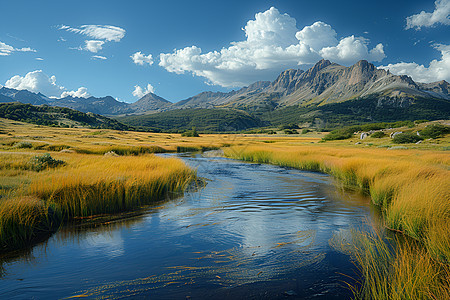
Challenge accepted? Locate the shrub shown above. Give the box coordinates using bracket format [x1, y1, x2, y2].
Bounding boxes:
[283, 129, 298, 134]
[28, 154, 65, 171]
[14, 141, 33, 149]
[301, 128, 310, 134]
[392, 132, 422, 144]
[323, 128, 354, 141]
[419, 124, 450, 139]
[181, 127, 199, 137]
[371, 131, 386, 138]
[279, 123, 299, 130]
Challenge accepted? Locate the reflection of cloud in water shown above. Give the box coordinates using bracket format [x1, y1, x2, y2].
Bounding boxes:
[84, 231, 125, 258]
[71, 232, 323, 299]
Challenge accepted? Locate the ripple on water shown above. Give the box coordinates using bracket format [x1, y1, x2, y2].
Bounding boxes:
[0, 154, 376, 300]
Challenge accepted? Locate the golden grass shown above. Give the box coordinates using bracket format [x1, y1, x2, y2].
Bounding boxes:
[0, 151, 195, 251]
[0, 196, 54, 251]
[331, 229, 450, 299]
[27, 154, 195, 217]
[224, 143, 450, 298]
[1, 117, 449, 296]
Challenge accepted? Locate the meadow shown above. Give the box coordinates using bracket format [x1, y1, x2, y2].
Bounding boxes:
[1, 117, 449, 298]
[223, 132, 450, 299]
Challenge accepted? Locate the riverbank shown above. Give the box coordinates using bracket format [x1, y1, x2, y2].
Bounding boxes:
[0, 152, 195, 252]
[223, 145, 450, 298]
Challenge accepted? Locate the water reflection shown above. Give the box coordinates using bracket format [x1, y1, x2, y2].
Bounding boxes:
[0, 153, 378, 299]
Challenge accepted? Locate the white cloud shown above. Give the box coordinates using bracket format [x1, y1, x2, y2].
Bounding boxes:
[4, 70, 90, 98]
[380, 44, 450, 83]
[36, 57, 44, 61]
[0, 40, 36, 56]
[59, 24, 126, 42]
[295, 21, 337, 51]
[132, 84, 155, 98]
[320, 36, 385, 65]
[84, 40, 104, 53]
[58, 24, 125, 54]
[406, 0, 450, 29]
[130, 51, 153, 66]
[92, 55, 107, 60]
[159, 7, 385, 87]
[61, 87, 91, 98]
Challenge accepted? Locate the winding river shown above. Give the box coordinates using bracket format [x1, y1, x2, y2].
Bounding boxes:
[0, 153, 381, 299]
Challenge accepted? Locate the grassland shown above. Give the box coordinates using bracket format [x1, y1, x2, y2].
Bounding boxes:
[222, 123, 450, 299]
[1, 117, 449, 298]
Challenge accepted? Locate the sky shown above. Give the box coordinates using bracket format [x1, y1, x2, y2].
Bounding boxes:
[0, 0, 449, 103]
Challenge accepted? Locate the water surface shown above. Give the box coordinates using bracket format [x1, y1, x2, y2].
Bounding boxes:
[0, 153, 379, 299]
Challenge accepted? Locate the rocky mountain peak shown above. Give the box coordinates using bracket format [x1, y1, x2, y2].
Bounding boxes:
[130, 92, 171, 112]
[271, 69, 304, 92]
[300, 59, 332, 81]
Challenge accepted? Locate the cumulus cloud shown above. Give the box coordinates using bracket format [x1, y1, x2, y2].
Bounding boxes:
[59, 24, 125, 42]
[130, 51, 153, 66]
[159, 7, 385, 87]
[320, 36, 385, 65]
[84, 40, 104, 53]
[0, 41, 36, 56]
[61, 87, 91, 98]
[4, 70, 90, 98]
[295, 21, 338, 51]
[132, 84, 155, 98]
[406, 0, 450, 29]
[380, 44, 450, 83]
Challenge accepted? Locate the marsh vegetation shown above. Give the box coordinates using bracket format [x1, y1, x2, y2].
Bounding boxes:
[0, 117, 449, 298]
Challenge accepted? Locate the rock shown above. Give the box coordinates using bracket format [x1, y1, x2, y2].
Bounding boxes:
[59, 149, 75, 153]
[415, 140, 422, 144]
[390, 131, 403, 138]
[355, 142, 362, 145]
[360, 132, 368, 139]
[104, 151, 119, 157]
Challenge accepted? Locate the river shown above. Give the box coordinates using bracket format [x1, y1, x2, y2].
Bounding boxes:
[0, 152, 380, 299]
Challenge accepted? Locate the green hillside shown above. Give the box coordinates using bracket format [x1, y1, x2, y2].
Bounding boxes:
[117, 108, 265, 132]
[0, 102, 131, 130]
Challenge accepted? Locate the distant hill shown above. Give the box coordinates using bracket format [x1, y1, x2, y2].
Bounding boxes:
[117, 108, 265, 132]
[50, 95, 133, 115]
[0, 88, 170, 115]
[260, 95, 450, 129]
[129, 93, 172, 113]
[0, 102, 132, 130]
[0, 87, 50, 105]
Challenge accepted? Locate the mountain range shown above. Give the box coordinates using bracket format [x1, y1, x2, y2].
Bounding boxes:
[1, 59, 449, 118]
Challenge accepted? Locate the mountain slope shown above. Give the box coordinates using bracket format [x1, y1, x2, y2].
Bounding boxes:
[0, 87, 50, 105]
[129, 93, 172, 113]
[1, 59, 448, 118]
[49, 95, 132, 115]
[0, 102, 132, 130]
[117, 108, 265, 132]
[172, 60, 449, 111]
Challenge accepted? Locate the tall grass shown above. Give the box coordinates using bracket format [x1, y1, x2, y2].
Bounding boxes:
[28, 155, 195, 218]
[0, 196, 58, 251]
[331, 229, 450, 299]
[0, 153, 195, 250]
[224, 145, 450, 296]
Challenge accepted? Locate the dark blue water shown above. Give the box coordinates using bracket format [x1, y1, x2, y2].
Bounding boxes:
[0, 153, 378, 299]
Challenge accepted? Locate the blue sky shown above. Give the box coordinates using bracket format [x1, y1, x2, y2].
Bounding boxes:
[0, 0, 449, 103]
